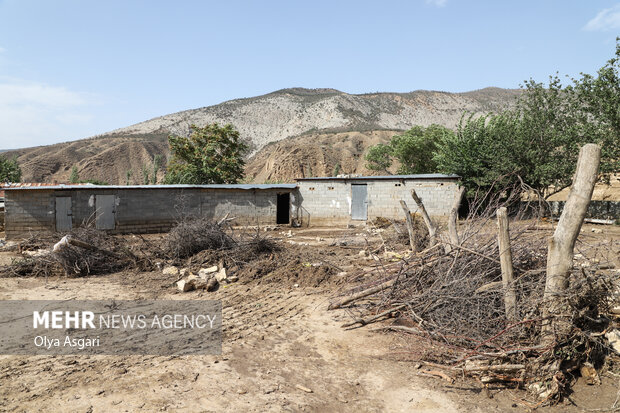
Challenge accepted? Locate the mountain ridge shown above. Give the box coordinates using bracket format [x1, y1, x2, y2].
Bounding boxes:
[5, 86, 521, 184]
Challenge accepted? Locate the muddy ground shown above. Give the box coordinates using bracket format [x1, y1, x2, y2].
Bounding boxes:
[0, 224, 619, 413]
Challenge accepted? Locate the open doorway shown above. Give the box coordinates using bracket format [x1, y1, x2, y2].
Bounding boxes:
[276, 193, 290, 224]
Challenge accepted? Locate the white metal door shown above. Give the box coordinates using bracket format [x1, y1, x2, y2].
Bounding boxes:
[55, 197, 72, 231]
[351, 184, 368, 220]
[96, 195, 116, 229]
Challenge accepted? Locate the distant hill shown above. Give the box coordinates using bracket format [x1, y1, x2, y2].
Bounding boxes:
[5, 87, 521, 184]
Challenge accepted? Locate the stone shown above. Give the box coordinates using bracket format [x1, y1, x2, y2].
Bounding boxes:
[228, 275, 239, 283]
[215, 267, 227, 282]
[606, 330, 620, 354]
[358, 250, 367, 257]
[580, 362, 600, 385]
[176, 279, 194, 292]
[206, 277, 219, 292]
[198, 266, 218, 279]
[163, 266, 179, 276]
[179, 268, 190, 277]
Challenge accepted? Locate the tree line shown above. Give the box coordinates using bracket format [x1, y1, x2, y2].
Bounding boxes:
[366, 39, 619, 199]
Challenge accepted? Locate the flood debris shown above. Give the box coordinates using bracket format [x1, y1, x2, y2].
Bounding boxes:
[330, 150, 618, 404]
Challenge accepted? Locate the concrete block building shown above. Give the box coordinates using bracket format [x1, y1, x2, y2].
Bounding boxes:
[3, 174, 461, 239]
[4, 184, 296, 239]
[295, 174, 461, 226]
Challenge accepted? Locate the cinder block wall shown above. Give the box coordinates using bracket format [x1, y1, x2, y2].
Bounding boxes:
[297, 179, 461, 226]
[4, 187, 293, 239]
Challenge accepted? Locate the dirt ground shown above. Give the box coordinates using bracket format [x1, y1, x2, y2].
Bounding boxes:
[0, 224, 619, 413]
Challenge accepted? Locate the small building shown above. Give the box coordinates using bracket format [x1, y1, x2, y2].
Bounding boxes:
[296, 174, 461, 226]
[3, 174, 461, 239]
[4, 184, 297, 239]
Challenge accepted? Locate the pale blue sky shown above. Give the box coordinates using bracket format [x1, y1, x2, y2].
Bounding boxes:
[0, 0, 618, 149]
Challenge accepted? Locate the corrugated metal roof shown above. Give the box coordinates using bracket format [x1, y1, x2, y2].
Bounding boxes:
[3, 183, 298, 191]
[296, 174, 460, 181]
[0, 182, 94, 197]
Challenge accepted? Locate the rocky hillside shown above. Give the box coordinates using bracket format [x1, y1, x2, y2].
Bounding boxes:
[6, 87, 520, 184]
[245, 130, 399, 183]
[106, 87, 520, 154]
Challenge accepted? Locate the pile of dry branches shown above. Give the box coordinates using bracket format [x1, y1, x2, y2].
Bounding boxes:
[1, 228, 153, 277]
[163, 217, 236, 260]
[331, 189, 618, 401]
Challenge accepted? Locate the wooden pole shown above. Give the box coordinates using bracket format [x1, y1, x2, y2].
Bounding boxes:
[496, 207, 517, 320]
[410, 189, 437, 246]
[542, 143, 601, 342]
[449, 187, 466, 246]
[399, 200, 416, 252]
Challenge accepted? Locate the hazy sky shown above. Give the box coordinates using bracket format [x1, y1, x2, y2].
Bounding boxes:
[0, 0, 618, 149]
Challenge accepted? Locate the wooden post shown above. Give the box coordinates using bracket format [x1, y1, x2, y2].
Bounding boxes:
[400, 200, 416, 252]
[449, 187, 466, 246]
[542, 144, 601, 341]
[410, 189, 437, 246]
[496, 207, 517, 320]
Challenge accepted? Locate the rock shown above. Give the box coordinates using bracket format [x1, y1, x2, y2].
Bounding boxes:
[287, 230, 292, 238]
[591, 228, 603, 233]
[163, 265, 179, 276]
[295, 384, 312, 393]
[228, 275, 239, 283]
[337, 271, 347, 277]
[198, 266, 218, 279]
[606, 330, 620, 354]
[206, 277, 219, 292]
[215, 267, 227, 282]
[176, 279, 194, 292]
[580, 362, 600, 385]
[0, 240, 19, 251]
[179, 268, 190, 277]
[358, 250, 367, 257]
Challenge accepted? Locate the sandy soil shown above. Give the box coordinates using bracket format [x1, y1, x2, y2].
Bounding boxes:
[0, 225, 619, 412]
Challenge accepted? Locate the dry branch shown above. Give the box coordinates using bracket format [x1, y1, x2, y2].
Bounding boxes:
[410, 189, 437, 246]
[399, 200, 417, 252]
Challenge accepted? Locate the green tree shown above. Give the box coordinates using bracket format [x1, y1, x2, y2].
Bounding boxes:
[0, 156, 21, 182]
[366, 125, 454, 174]
[435, 39, 620, 198]
[69, 166, 79, 183]
[164, 123, 248, 184]
[571, 37, 620, 175]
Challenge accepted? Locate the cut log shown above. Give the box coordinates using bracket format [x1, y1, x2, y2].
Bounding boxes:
[328, 277, 399, 310]
[542, 144, 601, 343]
[496, 207, 517, 321]
[410, 189, 437, 246]
[399, 200, 417, 252]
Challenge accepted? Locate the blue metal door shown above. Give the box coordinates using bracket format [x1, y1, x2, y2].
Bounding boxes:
[351, 184, 367, 220]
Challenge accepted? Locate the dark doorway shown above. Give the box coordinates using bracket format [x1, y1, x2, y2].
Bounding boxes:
[276, 193, 290, 224]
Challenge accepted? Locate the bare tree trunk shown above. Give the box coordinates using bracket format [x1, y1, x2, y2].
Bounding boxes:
[449, 187, 465, 246]
[541, 143, 601, 342]
[410, 189, 437, 246]
[496, 207, 517, 320]
[400, 200, 416, 252]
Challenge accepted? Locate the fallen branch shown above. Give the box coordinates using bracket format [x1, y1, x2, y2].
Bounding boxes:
[341, 304, 407, 328]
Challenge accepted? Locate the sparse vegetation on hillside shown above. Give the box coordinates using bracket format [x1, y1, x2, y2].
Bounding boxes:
[164, 123, 248, 184]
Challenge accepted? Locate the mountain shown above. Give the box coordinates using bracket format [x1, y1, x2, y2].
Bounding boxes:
[5, 87, 520, 184]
